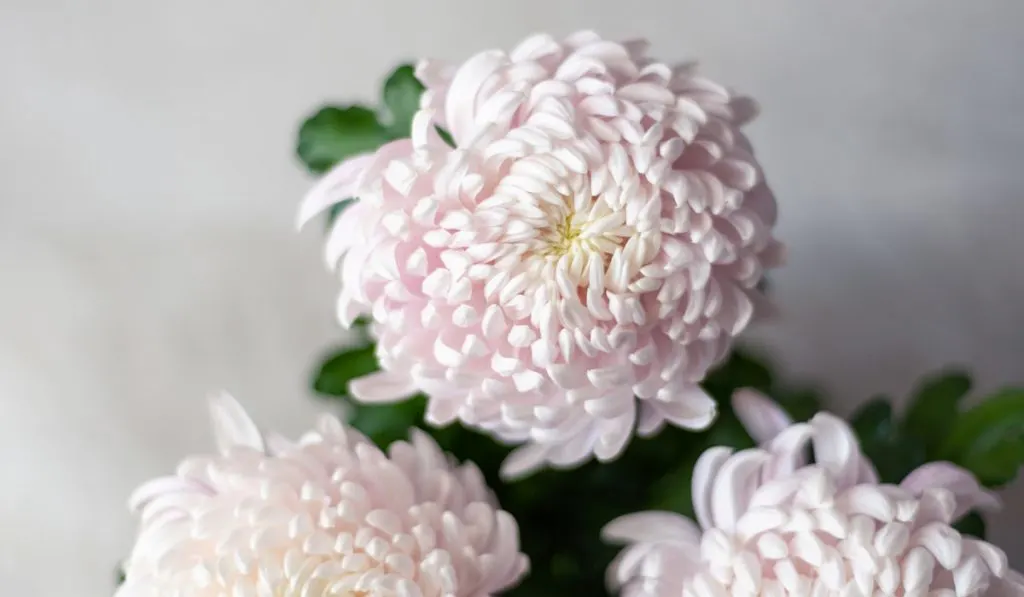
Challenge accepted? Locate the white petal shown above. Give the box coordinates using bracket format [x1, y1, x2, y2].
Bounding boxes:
[692, 447, 733, 530]
[296, 153, 375, 228]
[710, 450, 770, 531]
[602, 511, 702, 545]
[209, 392, 265, 454]
[349, 371, 417, 403]
[731, 389, 792, 445]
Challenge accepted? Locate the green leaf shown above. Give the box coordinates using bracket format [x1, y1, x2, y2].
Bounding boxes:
[647, 453, 700, 518]
[349, 396, 429, 447]
[941, 387, 1024, 487]
[296, 106, 389, 174]
[311, 345, 379, 397]
[874, 433, 929, 484]
[436, 126, 455, 147]
[954, 511, 987, 540]
[850, 397, 928, 484]
[851, 398, 895, 450]
[904, 370, 972, 457]
[324, 198, 354, 227]
[382, 65, 425, 139]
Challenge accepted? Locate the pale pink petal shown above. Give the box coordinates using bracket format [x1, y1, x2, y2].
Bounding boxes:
[264, 432, 294, 456]
[208, 392, 265, 454]
[809, 412, 861, 488]
[348, 370, 418, 403]
[300, 30, 782, 474]
[857, 456, 880, 485]
[296, 153, 376, 228]
[118, 398, 527, 596]
[606, 401, 1022, 596]
[692, 446, 733, 531]
[901, 462, 1002, 519]
[762, 422, 812, 479]
[444, 50, 508, 143]
[709, 450, 770, 531]
[127, 477, 203, 513]
[731, 388, 792, 444]
[500, 443, 549, 481]
[602, 511, 702, 545]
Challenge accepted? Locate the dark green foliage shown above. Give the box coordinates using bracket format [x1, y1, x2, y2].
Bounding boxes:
[904, 371, 972, 458]
[381, 65, 425, 139]
[940, 387, 1024, 487]
[296, 64, 427, 228]
[296, 63, 425, 176]
[296, 106, 390, 174]
[954, 511, 987, 540]
[846, 371, 1024, 489]
[312, 346, 819, 596]
[850, 398, 927, 484]
[291, 62, 1020, 595]
[436, 126, 455, 147]
[311, 344, 378, 397]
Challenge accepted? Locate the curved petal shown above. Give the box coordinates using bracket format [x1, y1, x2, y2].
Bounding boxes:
[208, 392, 265, 454]
[127, 477, 201, 513]
[763, 422, 812, 480]
[692, 446, 733, 530]
[500, 442, 549, 480]
[349, 371, 418, 404]
[602, 511, 702, 545]
[653, 387, 717, 430]
[710, 449, 770, 531]
[444, 50, 508, 143]
[594, 408, 637, 462]
[296, 153, 376, 228]
[732, 388, 792, 445]
[857, 456, 880, 485]
[901, 462, 1001, 519]
[809, 413, 861, 489]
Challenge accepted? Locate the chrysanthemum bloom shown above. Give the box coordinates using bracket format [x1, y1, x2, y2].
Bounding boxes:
[117, 395, 528, 597]
[603, 390, 1024, 597]
[300, 31, 783, 477]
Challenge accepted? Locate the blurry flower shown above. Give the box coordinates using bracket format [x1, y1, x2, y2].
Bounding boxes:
[300, 31, 783, 477]
[603, 390, 1024, 597]
[117, 394, 527, 597]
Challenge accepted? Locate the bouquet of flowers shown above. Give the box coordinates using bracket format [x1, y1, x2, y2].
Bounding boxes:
[114, 32, 1024, 596]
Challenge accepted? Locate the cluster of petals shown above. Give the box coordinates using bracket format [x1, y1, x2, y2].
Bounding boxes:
[116, 395, 527, 597]
[300, 30, 783, 477]
[603, 390, 1024, 597]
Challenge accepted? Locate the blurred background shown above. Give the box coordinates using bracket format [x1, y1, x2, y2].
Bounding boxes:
[2, 1, 1023, 594]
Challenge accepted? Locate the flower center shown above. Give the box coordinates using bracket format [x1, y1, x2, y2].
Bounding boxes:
[529, 197, 632, 277]
[542, 213, 583, 257]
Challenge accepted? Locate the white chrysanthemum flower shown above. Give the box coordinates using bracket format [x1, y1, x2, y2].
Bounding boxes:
[116, 394, 528, 597]
[603, 390, 1024, 597]
[300, 31, 783, 477]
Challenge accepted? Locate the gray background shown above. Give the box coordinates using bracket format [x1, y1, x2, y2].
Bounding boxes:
[2, 1, 1023, 594]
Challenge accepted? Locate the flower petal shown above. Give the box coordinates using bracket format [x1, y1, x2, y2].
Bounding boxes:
[208, 392, 265, 454]
[732, 388, 792, 445]
[901, 462, 1001, 519]
[296, 153, 375, 228]
[602, 511, 702, 545]
[349, 371, 418, 403]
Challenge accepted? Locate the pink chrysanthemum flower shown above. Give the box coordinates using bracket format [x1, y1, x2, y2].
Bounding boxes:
[116, 395, 528, 597]
[299, 31, 783, 477]
[603, 390, 1024, 597]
